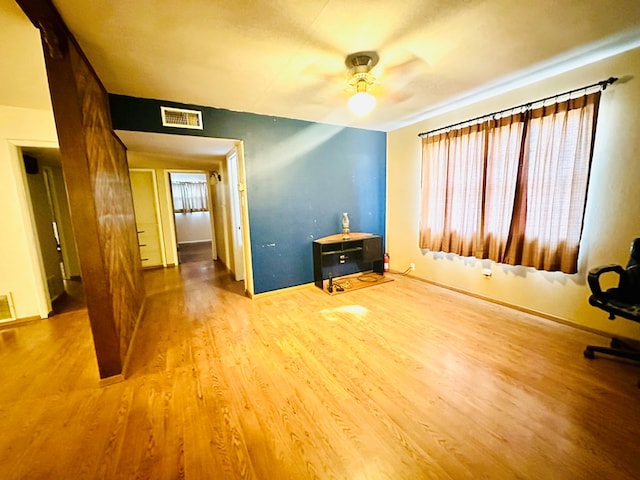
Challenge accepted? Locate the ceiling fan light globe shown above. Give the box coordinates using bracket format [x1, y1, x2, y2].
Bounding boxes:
[348, 92, 376, 116]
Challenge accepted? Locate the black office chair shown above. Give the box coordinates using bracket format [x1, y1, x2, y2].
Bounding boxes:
[584, 238, 640, 386]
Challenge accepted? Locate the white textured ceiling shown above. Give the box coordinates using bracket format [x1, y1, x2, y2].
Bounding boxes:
[3, 0, 640, 136]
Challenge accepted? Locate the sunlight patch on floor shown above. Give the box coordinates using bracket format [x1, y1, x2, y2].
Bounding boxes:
[320, 304, 369, 322]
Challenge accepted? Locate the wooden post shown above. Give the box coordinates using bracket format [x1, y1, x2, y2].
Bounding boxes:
[17, 0, 145, 380]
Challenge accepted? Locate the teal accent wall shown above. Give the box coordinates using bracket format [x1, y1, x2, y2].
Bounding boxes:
[110, 95, 386, 293]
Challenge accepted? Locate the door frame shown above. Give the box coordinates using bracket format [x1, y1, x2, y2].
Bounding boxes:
[234, 142, 254, 296]
[8, 140, 60, 319]
[227, 149, 244, 282]
[166, 169, 217, 265]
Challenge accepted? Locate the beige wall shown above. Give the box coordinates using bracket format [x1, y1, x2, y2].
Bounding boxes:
[387, 47, 640, 341]
[0, 105, 58, 319]
[175, 212, 212, 244]
[212, 160, 230, 269]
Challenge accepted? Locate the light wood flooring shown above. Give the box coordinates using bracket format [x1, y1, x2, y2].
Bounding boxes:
[0, 261, 638, 479]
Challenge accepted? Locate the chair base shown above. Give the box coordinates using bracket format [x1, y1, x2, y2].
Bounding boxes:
[584, 338, 640, 387]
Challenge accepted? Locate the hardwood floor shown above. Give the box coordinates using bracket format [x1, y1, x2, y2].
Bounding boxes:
[51, 278, 86, 315]
[178, 241, 212, 264]
[0, 261, 638, 479]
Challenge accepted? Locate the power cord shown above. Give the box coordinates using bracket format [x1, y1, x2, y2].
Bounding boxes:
[327, 271, 389, 293]
[389, 266, 413, 276]
[357, 272, 381, 283]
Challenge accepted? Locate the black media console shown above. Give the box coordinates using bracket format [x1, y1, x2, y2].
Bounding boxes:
[312, 233, 384, 290]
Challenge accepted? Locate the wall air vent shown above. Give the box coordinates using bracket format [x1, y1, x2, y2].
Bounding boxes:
[160, 106, 203, 130]
[0, 293, 16, 322]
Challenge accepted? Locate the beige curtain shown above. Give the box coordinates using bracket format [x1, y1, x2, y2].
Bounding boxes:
[172, 181, 209, 213]
[504, 93, 601, 272]
[483, 115, 526, 260]
[420, 92, 600, 274]
[420, 124, 486, 257]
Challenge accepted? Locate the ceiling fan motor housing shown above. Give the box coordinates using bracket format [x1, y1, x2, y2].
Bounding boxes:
[346, 51, 379, 74]
[346, 51, 379, 89]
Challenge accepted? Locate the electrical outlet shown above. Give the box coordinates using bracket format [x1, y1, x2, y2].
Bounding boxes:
[409, 263, 415, 271]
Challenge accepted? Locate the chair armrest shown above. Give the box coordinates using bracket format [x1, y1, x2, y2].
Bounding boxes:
[588, 264, 625, 296]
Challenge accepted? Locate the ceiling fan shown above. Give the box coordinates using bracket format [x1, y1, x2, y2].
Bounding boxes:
[345, 51, 380, 116]
[300, 49, 427, 116]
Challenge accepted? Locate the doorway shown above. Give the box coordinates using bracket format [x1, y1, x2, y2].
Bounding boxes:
[169, 171, 214, 264]
[117, 132, 253, 296]
[20, 147, 84, 315]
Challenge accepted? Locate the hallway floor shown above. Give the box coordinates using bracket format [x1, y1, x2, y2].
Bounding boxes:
[51, 278, 85, 315]
[178, 240, 212, 264]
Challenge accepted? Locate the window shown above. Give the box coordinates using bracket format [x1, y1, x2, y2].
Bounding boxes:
[171, 180, 209, 213]
[420, 92, 601, 274]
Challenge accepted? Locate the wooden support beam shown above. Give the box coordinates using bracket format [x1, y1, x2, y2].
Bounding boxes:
[16, 0, 145, 380]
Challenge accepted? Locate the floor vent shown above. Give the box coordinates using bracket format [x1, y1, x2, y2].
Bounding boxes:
[0, 293, 16, 322]
[160, 106, 203, 129]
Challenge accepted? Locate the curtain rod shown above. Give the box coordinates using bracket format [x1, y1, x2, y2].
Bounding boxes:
[418, 76, 618, 138]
